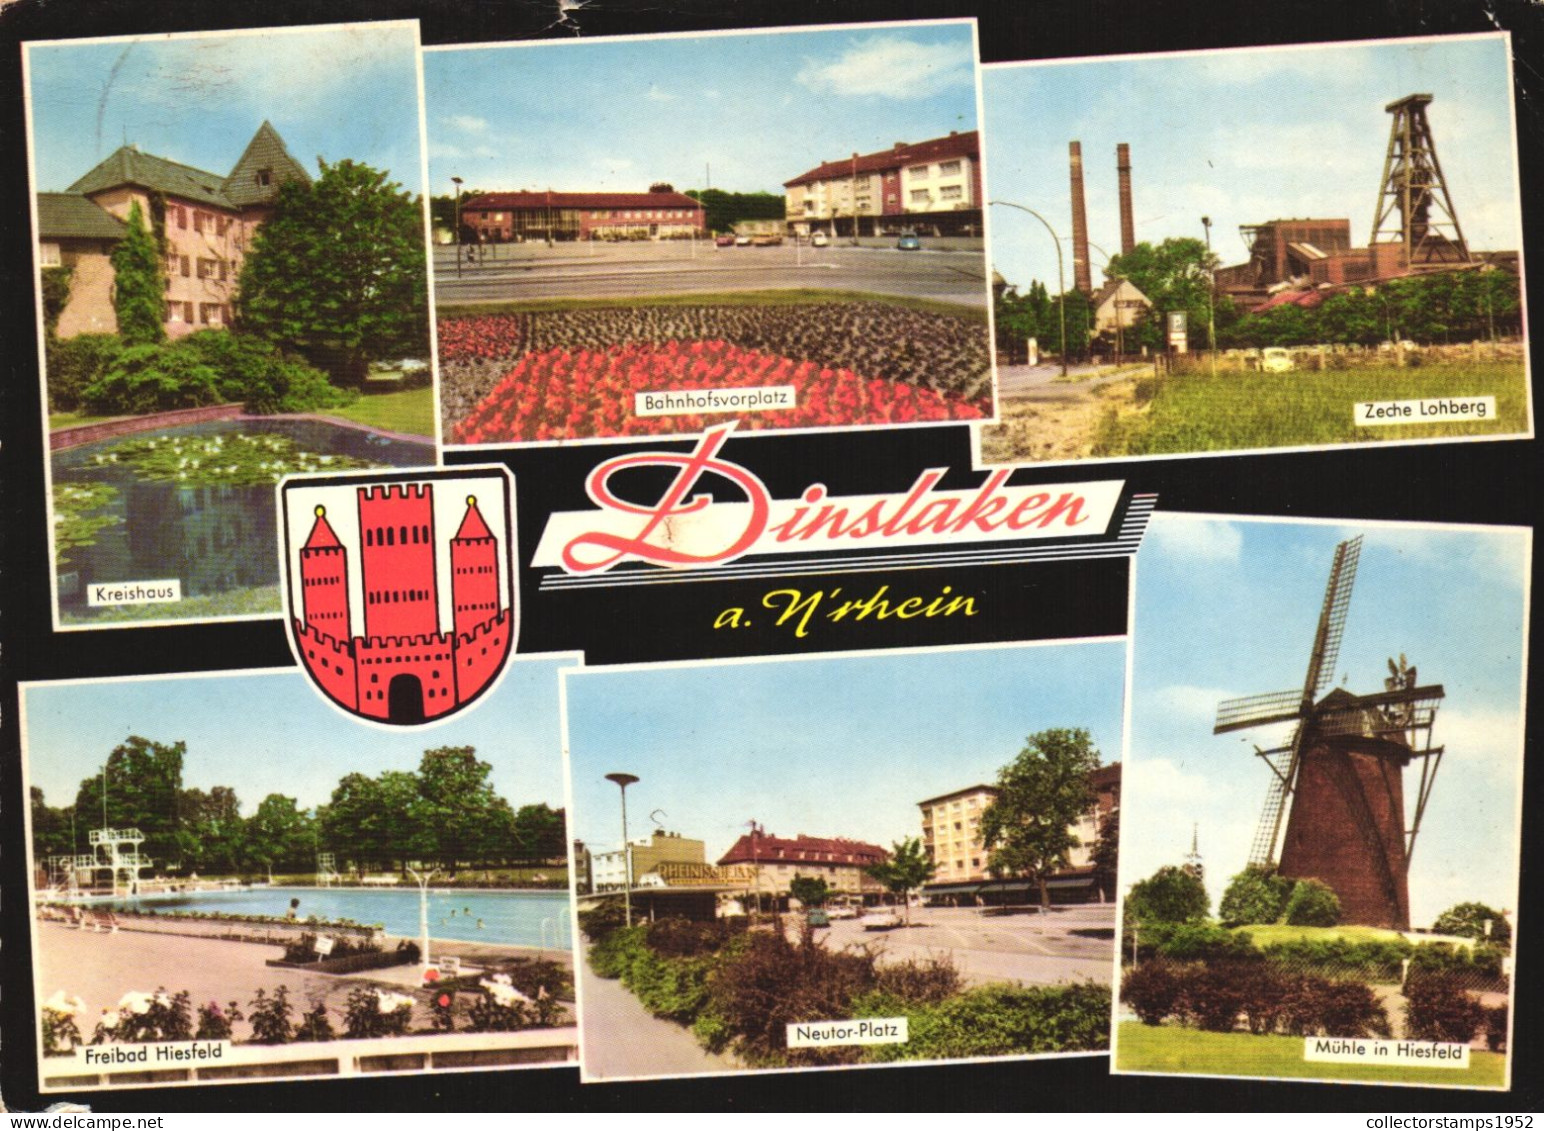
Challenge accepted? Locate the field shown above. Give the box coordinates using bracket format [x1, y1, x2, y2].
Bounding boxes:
[1116, 1022, 1507, 1088]
[1092, 360, 1530, 457]
[438, 291, 992, 442]
[324, 385, 435, 438]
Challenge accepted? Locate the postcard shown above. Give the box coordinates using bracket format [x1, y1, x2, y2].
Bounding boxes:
[975, 34, 1531, 466]
[21, 655, 579, 1092]
[561, 641, 1124, 1081]
[424, 21, 997, 448]
[1112, 514, 1527, 1089]
[26, 22, 438, 631]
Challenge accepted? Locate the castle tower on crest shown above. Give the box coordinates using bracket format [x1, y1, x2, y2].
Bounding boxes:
[358, 484, 438, 640]
[300, 505, 350, 638]
[451, 495, 500, 639]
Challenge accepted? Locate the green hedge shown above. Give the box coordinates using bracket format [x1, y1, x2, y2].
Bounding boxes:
[858, 983, 1111, 1061]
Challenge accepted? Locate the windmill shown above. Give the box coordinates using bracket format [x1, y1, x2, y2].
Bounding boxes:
[1212, 536, 1446, 929]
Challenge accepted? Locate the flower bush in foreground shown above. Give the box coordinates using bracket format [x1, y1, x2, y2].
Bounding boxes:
[451, 341, 989, 443]
[41, 991, 86, 1056]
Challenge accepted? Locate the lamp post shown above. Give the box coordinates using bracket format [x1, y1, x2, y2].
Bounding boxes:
[1200, 215, 1216, 354]
[991, 200, 1068, 376]
[605, 772, 639, 926]
[407, 864, 439, 974]
[451, 176, 463, 279]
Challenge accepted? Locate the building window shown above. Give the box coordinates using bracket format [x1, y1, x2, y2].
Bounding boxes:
[910, 189, 931, 206]
[192, 212, 206, 233]
[940, 184, 964, 202]
[39, 242, 62, 267]
[939, 160, 962, 176]
[216, 216, 231, 237]
[199, 302, 224, 325]
[256, 168, 272, 186]
[908, 164, 931, 179]
[181, 256, 191, 277]
[176, 206, 187, 229]
[196, 258, 218, 279]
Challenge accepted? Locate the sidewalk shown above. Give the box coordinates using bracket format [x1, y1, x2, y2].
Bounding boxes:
[578, 955, 738, 1081]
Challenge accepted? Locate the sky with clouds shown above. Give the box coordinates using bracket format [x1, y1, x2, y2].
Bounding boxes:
[23, 655, 577, 821]
[27, 23, 426, 193]
[563, 640, 1125, 863]
[983, 34, 1522, 292]
[423, 22, 980, 197]
[1123, 514, 1529, 928]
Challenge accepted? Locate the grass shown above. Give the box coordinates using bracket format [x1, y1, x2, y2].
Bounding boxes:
[1234, 924, 1413, 947]
[1093, 360, 1530, 457]
[443, 288, 989, 323]
[1116, 1023, 1506, 1087]
[61, 585, 281, 624]
[50, 411, 122, 431]
[322, 385, 435, 438]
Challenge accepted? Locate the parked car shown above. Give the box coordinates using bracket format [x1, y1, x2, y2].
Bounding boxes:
[1260, 346, 1295, 373]
[806, 909, 831, 927]
[896, 231, 921, 251]
[811, 232, 830, 248]
[734, 234, 752, 247]
[826, 904, 859, 920]
[752, 234, 784, 247]
[714, 234, 736, 247]
[863, 908, 903, 930]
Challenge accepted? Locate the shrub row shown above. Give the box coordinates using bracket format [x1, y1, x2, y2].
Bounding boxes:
[1122, 960, 1391, 1038]
[47, 331, 354, 417]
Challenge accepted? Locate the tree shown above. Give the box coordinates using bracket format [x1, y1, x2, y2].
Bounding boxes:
[684, 188, 785, 234]
[110, 199, 165, 346]
[236, 159, 429, 387]
[73, 736, 186, 866]
[1126, 865, 1209, 925]
[30, 786, 76, 862]
[979, 728, 1102, 908]
[1106, 237, 1221, 353]
[416, 746, 505, 866]
[1283, 878, 1340, 927]
[788, 874, 830, 910]
[1090, 807, 1119, 903]
[511, 803, 565, 865]
[865, 837, 935, 926]
[245, 794, 317, 875]
[1432, 901, 1512, 946]
[1217, 865, 1295, 927]
[179, 785, 245, 875]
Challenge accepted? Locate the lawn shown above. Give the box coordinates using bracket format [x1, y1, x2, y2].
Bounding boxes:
[50, 411, 122, 431]
[324, 385, 435, 438]
[1233, 924, 1412, 947]
[1094, 360, 1530, 456]
[1116, 1022, 1507, 1088]
[61, 585, 282, 624]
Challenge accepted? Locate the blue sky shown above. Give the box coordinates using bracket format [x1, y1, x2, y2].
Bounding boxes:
[423, 22, 979, 197]
[1123, 515, 1529, 928]
[27, 23, 425, 193]
[563, 641, 1125, 862]
[984, 34, 1522, 293]
[23, 654, 577, 819]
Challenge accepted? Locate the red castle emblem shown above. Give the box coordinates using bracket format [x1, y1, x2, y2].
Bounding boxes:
[282, 472, 516, 725]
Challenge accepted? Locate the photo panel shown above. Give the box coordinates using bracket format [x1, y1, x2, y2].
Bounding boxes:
[1113, 514, 1528, 1089]
[21, 654, 580, 1092]
[975, 33, 1531, 467]
[425, 20, 997, 448]
[561, 640, 1125, 1082]
[27, 22, 438, 631]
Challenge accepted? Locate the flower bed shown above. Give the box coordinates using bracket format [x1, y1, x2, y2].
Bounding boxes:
[451, 341, 989, 444]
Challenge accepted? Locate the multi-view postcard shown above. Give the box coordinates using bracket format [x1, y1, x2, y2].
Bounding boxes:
[20, 655, 580, 1092]
[424, 21, 996, 447]
[561, 643, 1124, 1081]
[1113, 515, 1527, 1089]
[26, 22, 436, 630]
[975, 34, 1531, 465]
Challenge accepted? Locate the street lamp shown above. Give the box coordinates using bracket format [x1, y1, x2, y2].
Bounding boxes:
[406, 864, 439, 975]
[991, 200, 1068, 376]
[451, 176, 463, 279]
[605, 772, 639, 927]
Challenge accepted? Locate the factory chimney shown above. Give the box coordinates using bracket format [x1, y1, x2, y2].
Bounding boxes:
[1069, 141, 1092, 294]
[1117, 143, 1135, 256]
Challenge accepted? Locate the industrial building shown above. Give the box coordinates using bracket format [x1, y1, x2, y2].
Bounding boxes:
[783, 130, 982, 238]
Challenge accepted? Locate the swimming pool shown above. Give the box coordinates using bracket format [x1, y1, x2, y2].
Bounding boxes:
[52, 418, 433, 621]
[106, 887, 571, 949]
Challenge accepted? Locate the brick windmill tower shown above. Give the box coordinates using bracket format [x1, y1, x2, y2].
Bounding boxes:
[1212, 537, 1446, 929]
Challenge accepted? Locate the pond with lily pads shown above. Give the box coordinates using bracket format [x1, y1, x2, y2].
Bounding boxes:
[52, 418, 434, 624]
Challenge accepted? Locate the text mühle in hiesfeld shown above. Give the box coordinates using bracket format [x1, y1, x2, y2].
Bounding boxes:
[1114, 517, 1526, 1089]
[22, 660, 579, 1092]
[281, 469, 517, 726]
[29, 24, 435, 629]
[564, 643, 1125, 1082]
[979, 34, 1530, 465]
[426, 21, 995, 446]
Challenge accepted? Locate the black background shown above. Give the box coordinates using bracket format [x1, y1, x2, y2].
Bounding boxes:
[0, 0, 1539, 1112]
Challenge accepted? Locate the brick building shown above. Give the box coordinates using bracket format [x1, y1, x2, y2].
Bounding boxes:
[783, 129, 982, 238]
[37, 122, 309, 339]
[459, 186, 705, 243]
[716, 827, 888, 905]
[917, 763, 1121, 905]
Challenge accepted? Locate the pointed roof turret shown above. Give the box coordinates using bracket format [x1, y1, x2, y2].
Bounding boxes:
[222, 121, 312, 207]
[303, 505, 343, 550]
[453, 495, 495, 541]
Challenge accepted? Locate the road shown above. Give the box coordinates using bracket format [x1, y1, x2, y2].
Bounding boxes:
[433, 240, 990, 308]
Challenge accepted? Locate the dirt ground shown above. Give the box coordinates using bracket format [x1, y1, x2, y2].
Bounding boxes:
[979, 375, 1143, 463]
